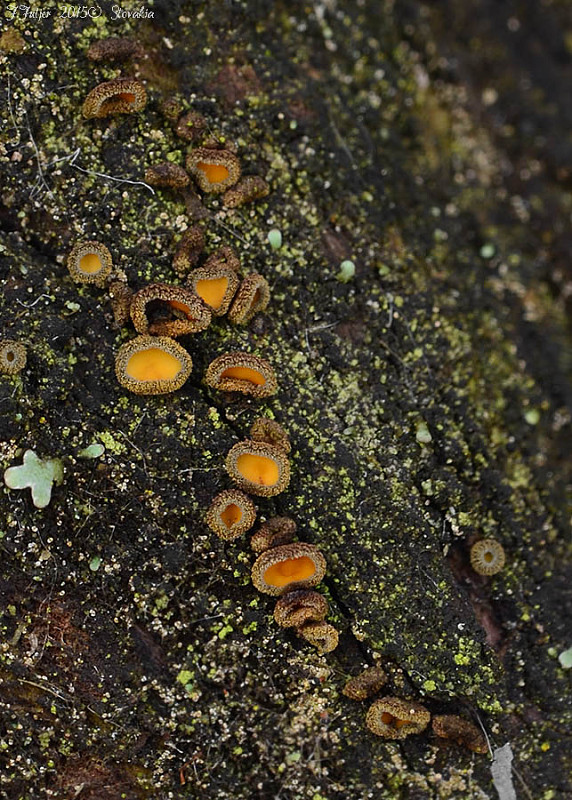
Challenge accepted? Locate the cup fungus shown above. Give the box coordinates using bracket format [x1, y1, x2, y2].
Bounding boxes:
[206, 489, 257, 540]
[82, 77, 147, 118]
[251, 542, 326, 595]
[365, 697, 430, 740]
[0, 339, 27, 375]
[130, 283, 211, 337]
[297, 621, 339, 654]
[175, 111, 207, 142]
[86, 37, 144, 63]
[205, 353, 277, 398]
[250, 516, 297, 554]
[186, 147, 241, 193]
[343, 666, 388, 701]
[108, 281, 133, 327]
[432, 715, 488, 754]
[228, 273, 270, 325]
[144, 163, 190, 190]
[187, 264, 240, 317]
[223, 176, 270, 208]
[115, 335, 192, 395]
[274, 589, 328, 629]
[67, 240, 113, 287]
[250, 418, 291, 453]
[173, 226, 205, 277]
[226, 440, 290, 497]
[470, 538, 506, 576]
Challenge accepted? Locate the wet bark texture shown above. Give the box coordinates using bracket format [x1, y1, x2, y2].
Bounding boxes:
[1, 1, 571, 798]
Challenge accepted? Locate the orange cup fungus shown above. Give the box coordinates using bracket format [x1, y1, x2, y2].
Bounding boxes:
[432, 715, 487, 754]
[205, 353, 277, 398]
[297, 621, 339, 654]
[187, 264, 240, 317]
[223, 176, 270, 208]
[0, 340, 27, 375]
[186, 147, 241, 193]
[115, 335, 192, 395]
[130, 283, 211, 337]
[228, 273, 270, 325]
[274, 589, 328, 629]
[470, 538, 505, 576]
[226, 440, 289, 497]
[144, 163, 190, 190]
[173, 226, 205, 277]
[250, 516, 297, 554]
[206, 489, 257, 540]
[251, 542, 326, 596]
[82, 77, 147, 118]
[250, 418, 291, 453]
[366, 697, 430, 740]
[67, 240, 113, 287]
[343, 666, 388, 701]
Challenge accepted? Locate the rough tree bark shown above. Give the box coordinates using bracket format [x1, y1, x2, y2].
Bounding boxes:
[1, 1, 571, 798]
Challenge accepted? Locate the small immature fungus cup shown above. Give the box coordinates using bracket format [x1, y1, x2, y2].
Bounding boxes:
[186, 147, 241, 193]
[130, 283, 211, 337]
[82, 77, 147, 118]
[228, 273, 270, 325]
[175, 111, 207, 142]
[206, 489, 257, 541]
[205, 353, 277, 398]
[251, 542, 326, 596]
[297, 621, 339, 654]
[365, 697, 431, 740]
[115, 335, 192, 395]
[144, 163, 190, 190]
[432, 715, 488, 754]
[0, 340, 27, 375]
[108, 281, 133, 327]
[86, 37, 144, 62]
[274, 589, 328, 629]
[223, 176, 270, 208]
[250, 418, 291, 453]
[67, 240, 113, 287]
[250, 516, 297, 554]
[470, 538, 506, 576]
[226, 440, 290, 497]
[343, 666, 388, 701]
[173, 226, 205, 277]
[187, 264, 239, 316]
[203, 245, 241, 274]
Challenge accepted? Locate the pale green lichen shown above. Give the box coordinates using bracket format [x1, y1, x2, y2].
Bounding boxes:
[4, 450, 64, 508]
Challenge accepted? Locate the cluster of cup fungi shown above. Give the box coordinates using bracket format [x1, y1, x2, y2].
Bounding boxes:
[1, 36, 507, 753]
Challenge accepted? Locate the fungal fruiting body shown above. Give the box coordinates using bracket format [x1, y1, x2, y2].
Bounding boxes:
[130, 283, 211, 337]
[432, 715, 487, 754]
[470, 538, 506, 576]
[186, 147, 241, 193]
[0, 340, 27, 375]
[274, 589, 328, 628]
[250, 516, 297, 554]
[365, 697, 430, 739]
[82, 78, 147, 118]
[226, 440, 289, 497]
[86, 37, 144, 62]
[250, 418, 291, 453]
[297, 621, 339, 654]
[144, 163, 190, 190]
[203, 246, 241, 274]
[175, 111, 207, 141]
[173, 226, 205, 277]
[108, 281, 134, 327]
[223, 176, 270, 208]
[187, 264, 239, 316]
[206, 489, 257, 540]
[115, 335, 192, 395]
[228, 273, 270, 325]
[343, 666, 388, 701]
[205, 353, 277, 398]
[251, 542, 326, 596]
[67, 240, 113, 287]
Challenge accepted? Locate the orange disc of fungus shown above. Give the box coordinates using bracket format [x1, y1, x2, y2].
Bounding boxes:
[115, 335, 192, 395]
[130, 283, 211, 337]
[187, 264, 240, 316]
[205, 353, 277, 398]
[365, 697, 430, 740]
[228, 273, 270, 325]
[251, 542, 326, 596]
[82, 77, 147, 118]
[206, 489, 257, 540]
[67, 240, 113, 287]
[186, 147, 241, 193]
[225, 440, 289, 497]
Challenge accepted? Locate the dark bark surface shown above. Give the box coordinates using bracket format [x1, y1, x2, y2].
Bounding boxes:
[0, 1, 571, 798]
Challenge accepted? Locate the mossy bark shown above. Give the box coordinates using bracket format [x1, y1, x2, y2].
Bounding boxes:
[1, 1, 571, 798]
